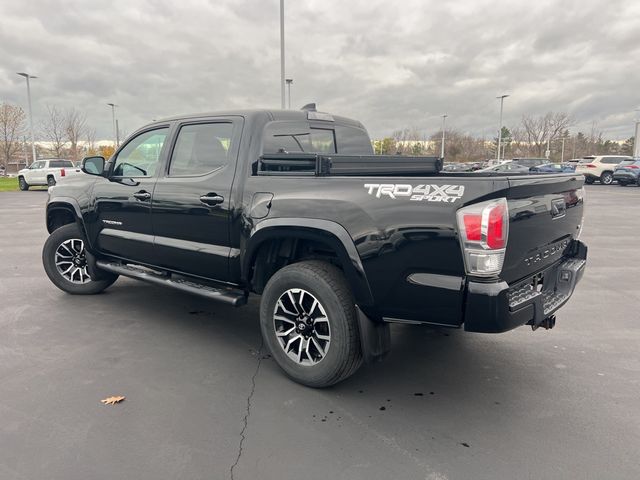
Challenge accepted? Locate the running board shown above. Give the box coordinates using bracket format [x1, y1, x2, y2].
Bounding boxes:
[96, 261, 247, 306]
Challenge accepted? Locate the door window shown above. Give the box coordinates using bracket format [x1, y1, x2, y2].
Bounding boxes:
[169, 123, 233, 176]
[112, 128, 169, 177]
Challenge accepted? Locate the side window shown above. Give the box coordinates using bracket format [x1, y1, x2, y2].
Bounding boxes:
[31, 161, 45, 169]
[169, 123, 233, 176]
[50, 160, 65, 168]
[602, 157, 621, 164]
[335, 125, 373, 154]
[112, 128, 168, 177]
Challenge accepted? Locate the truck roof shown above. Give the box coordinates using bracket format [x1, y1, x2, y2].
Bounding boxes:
[153, 109, 366, 129]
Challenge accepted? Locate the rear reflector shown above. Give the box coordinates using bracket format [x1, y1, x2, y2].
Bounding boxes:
[456, 198, 509, 276]
[60, 168, 66, 177]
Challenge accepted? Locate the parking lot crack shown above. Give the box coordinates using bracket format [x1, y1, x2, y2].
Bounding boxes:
[229, 342, 263, 480]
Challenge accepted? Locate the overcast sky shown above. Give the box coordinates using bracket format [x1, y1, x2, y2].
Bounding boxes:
[1, 0, 638, 141]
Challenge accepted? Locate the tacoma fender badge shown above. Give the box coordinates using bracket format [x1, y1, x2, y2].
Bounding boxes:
[102, 219, 123, 226]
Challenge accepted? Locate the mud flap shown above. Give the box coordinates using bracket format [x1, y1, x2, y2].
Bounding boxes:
[356, 306, 391, 364]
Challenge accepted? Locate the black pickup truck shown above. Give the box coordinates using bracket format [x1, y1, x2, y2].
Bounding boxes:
[42, 107, 587, 387]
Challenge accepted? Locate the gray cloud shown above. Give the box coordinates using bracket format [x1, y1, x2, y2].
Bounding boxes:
[1, 0, 638, 141]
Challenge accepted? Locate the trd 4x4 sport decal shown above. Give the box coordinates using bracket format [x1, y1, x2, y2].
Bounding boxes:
[364, 183, 465, 203]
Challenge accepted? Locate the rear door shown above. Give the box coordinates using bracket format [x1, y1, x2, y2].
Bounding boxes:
[150, 118, 243, 282]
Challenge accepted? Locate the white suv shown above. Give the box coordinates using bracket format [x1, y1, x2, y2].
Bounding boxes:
[18, 159, 82, 190]
[575, 155, 632, 185]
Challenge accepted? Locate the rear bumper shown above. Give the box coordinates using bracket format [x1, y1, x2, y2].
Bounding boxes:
[463, 240, 587, 333]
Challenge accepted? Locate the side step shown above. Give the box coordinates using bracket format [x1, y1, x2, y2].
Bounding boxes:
[96, 261, 247, 306]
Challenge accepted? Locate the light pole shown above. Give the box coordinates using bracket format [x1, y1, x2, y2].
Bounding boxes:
[286, 78, 293, 109]
[634, 109, 640, 158]
[496, 94, 509, 161]
[280, 0, 286, 109]
[107, 103, 119, 148]
[17, 73, 37, 165]
[560, 137, 567, 163]
[440, 114, 447, 159]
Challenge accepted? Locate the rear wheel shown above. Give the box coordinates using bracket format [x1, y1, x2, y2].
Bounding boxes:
[42, 223, 118, 294]
[260, 260, 362, 387]
[600, 171, 613, 185]
[18, 176, 29, 191]
[47, 176, 56, 187]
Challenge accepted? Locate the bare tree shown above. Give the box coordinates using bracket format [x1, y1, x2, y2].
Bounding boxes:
[0, 103, 27, 169]
[41, 105, 67, 158]
[521, 112, 572, 157]
[65, 108, 87, 161]
[85, 127, 97, 156]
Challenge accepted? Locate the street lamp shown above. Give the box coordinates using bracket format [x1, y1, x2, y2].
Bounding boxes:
[107, 103, 119, 148]
[280, 0, 286, 109]
[634, 109, 640, 158]
[285, 78, 293, 109]
[440, 114, 447, 159]
[16, 72, 37, 166]
[496, 94, 509, 161]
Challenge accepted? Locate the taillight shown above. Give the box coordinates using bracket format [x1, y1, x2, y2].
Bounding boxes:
[60, 168, 66, 177]
[456, 198, 509, 277]
[628, 165, 639, 169]
[585, 164, 596, 168]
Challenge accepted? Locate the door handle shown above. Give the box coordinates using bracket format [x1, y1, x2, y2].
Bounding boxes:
[133, 191, 151, 200]
[200, 194, 224, 206]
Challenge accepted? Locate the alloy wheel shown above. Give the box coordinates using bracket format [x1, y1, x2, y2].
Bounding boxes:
[54, 238, 91, 284]
[273, 288, 331, 366]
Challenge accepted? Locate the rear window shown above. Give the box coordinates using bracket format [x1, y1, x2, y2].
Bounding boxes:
[335, 125, 373, 154]
[49, 160, 73, 168]
[579, 157, 596, 163]
[262, 122, 336, 154]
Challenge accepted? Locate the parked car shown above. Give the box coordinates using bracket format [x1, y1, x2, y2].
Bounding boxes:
[574, 155, 632, 185]
[41, 108, 587, 387]
[613, 158, 640, 186]
[442, 163, 472, 172]
[530, 163, 576, 173]
[476, 161, 530, 173]
[18, 158, 82, 190]
[511, 158, 549, 169]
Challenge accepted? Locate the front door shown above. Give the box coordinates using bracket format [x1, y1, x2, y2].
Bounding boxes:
[91, 126, 170, 265]
[151, 119, 242, 282]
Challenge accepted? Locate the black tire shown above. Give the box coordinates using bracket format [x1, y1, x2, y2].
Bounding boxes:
[18, 176, 29, 191]
[47, 176, 56, 187]
[42, 223, 118, 295]
[600, 171, 613, 185]
[260, 260, 363, 388]
[584, 177, 594, 185]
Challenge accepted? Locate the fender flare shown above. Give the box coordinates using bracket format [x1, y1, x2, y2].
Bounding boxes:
[244, 217, 374, 307]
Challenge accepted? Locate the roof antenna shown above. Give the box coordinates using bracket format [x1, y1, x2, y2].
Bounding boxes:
[300, 103, 317, 112]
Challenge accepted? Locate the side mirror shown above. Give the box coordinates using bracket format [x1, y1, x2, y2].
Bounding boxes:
[82, 156, 105, 176]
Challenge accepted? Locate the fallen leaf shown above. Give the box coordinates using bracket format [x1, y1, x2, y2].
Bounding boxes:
[101, 395, 125, 405]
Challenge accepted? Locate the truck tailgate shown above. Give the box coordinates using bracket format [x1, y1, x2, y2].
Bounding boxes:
[500, 174, 584, 284]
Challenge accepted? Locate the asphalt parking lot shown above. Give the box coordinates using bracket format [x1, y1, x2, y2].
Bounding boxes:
[1, 185, 639, 480]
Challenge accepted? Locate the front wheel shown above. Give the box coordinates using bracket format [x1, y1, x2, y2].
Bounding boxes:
[47, 176, 56, 187]
[260, 261, 363, 387]
[600, 171, 613, 185]
[42, 223, 118, 294]
[18, 176, 29, 191]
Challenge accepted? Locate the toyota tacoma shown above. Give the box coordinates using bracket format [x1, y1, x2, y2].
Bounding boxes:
[42, 107, 587, 387]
